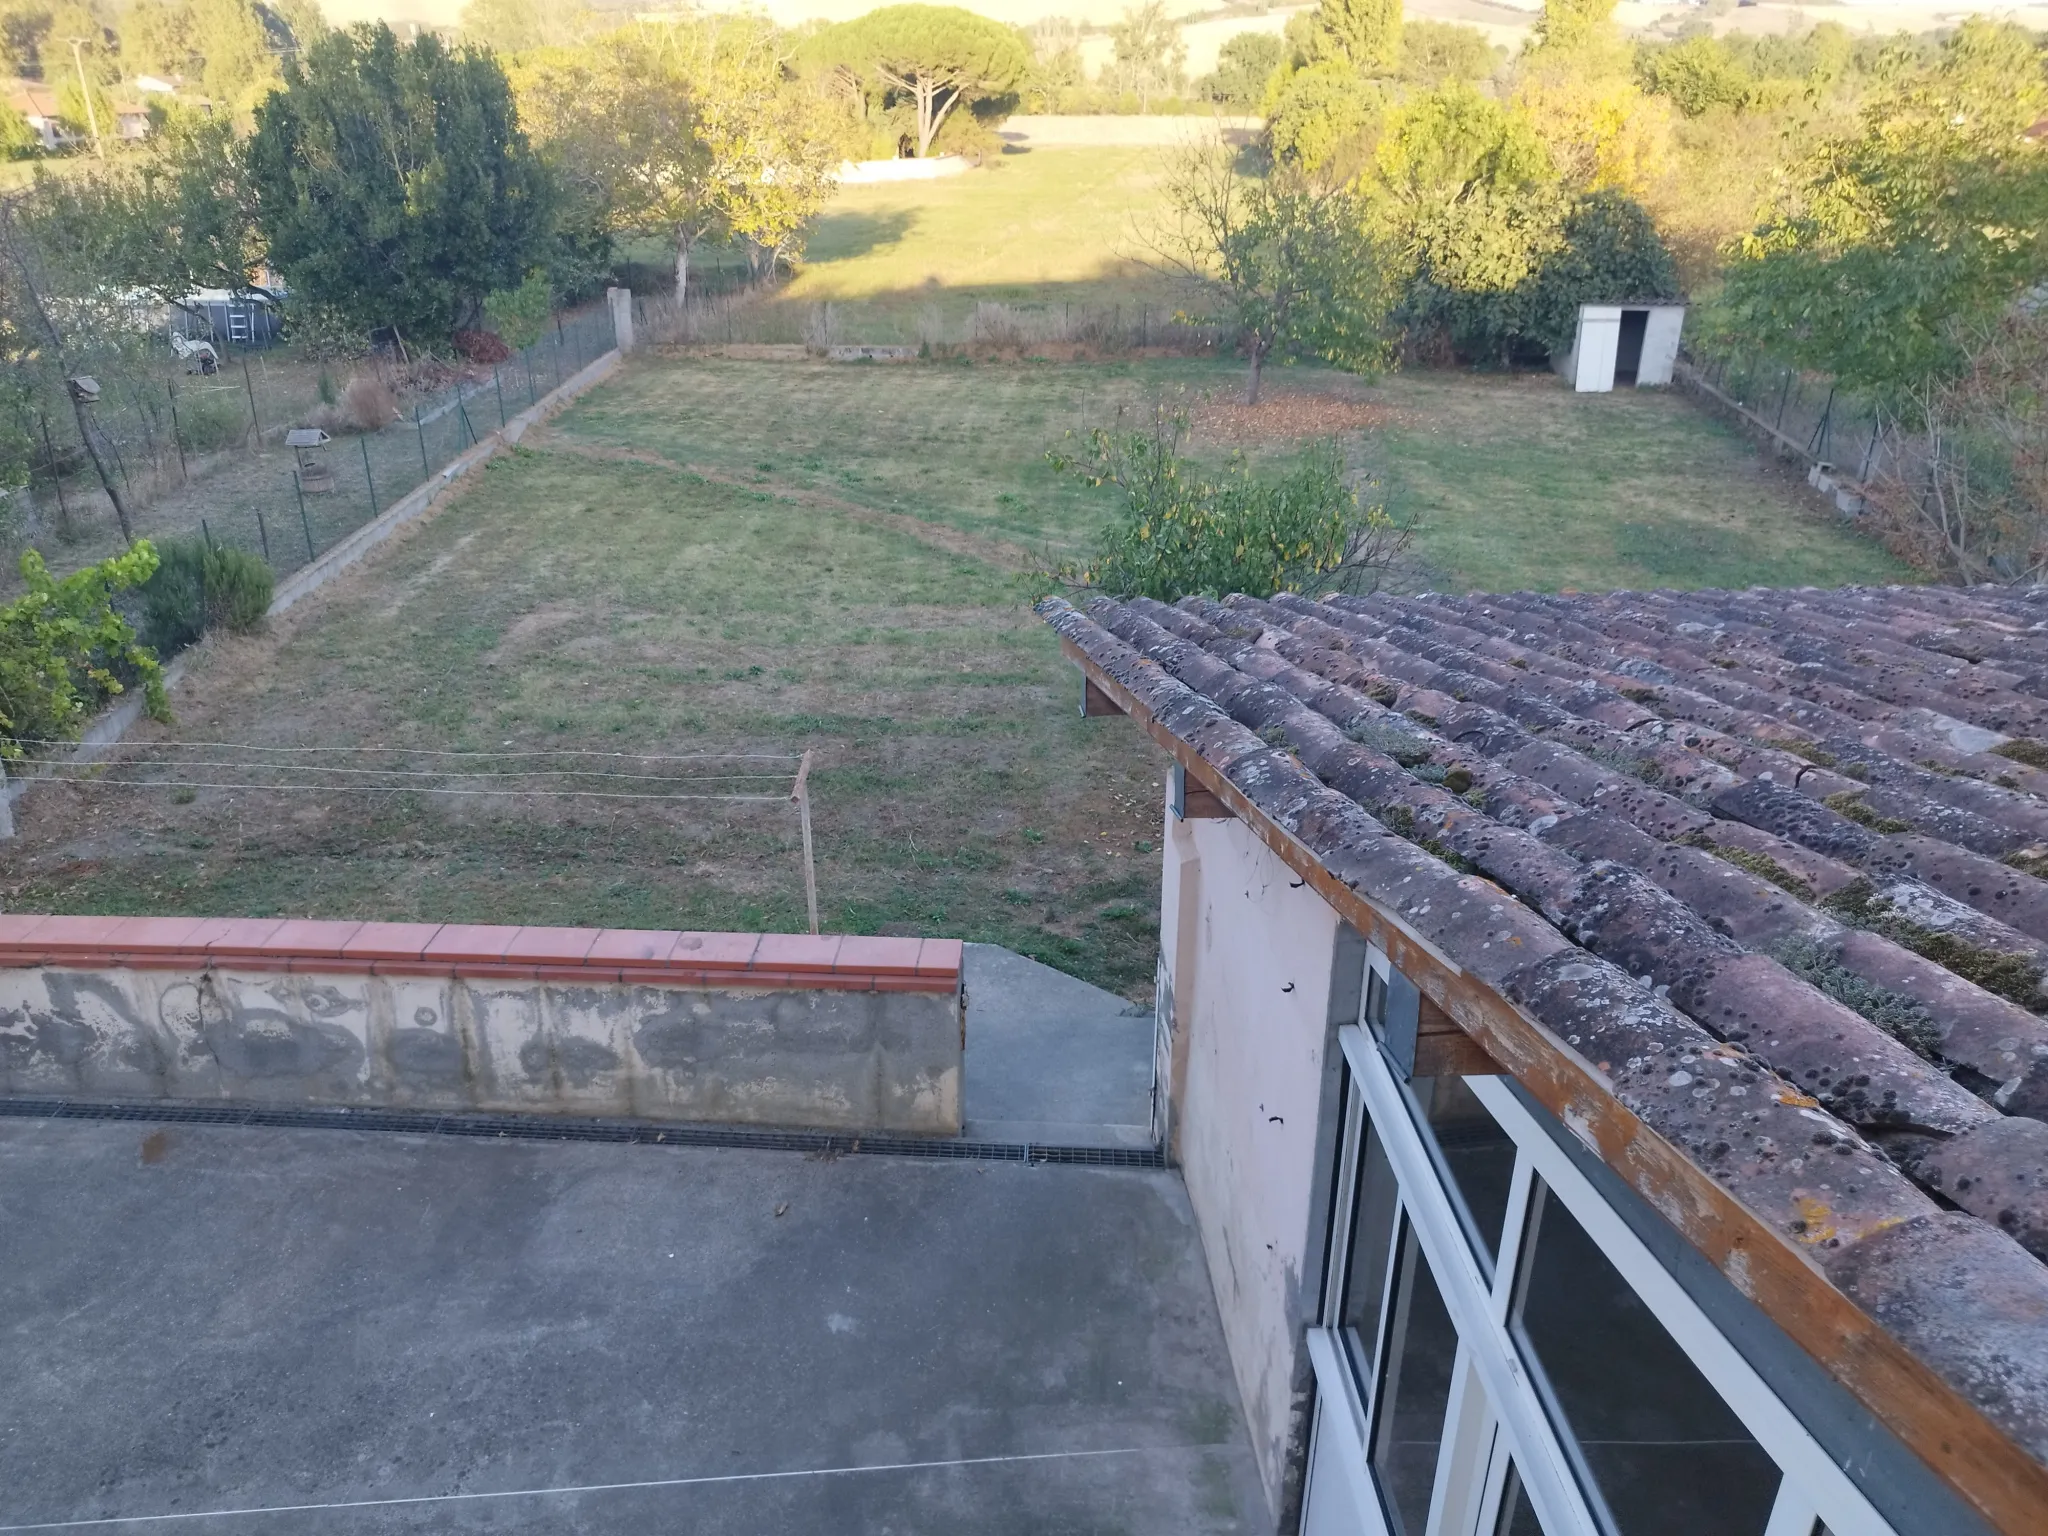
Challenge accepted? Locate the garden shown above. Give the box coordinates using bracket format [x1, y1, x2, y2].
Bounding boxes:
[0, 351, 1903, 996]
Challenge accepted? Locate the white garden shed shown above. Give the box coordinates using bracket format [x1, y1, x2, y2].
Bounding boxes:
[1553, 302, 1686, 392]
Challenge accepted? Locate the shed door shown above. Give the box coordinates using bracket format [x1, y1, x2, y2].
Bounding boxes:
[1614, 311, 1649, 386]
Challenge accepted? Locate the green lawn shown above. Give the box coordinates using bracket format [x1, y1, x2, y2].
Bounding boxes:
[642, 147, 1191, 345]
[0, 355, 1907, 994]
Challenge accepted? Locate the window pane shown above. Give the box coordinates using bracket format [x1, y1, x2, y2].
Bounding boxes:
[1340, 1116, 1401, 1387]
[1496, 1463, 1547, 1536]
[1370, 1220, 1459, 1536]
[1418, 1076, 1519, 1265]
[1512, 1184, 1781, 1536]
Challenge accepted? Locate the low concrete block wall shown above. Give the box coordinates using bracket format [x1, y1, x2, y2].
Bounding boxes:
[0, 918, 962, 1134]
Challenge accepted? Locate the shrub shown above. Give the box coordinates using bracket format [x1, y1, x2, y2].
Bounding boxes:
[312, 375, 399, 435]
[138, 535, 274, 655]
[453, 329, 513, 364]
[139, 537, 210, 653]
[970, 302, 1026, 348]
[174, 391, 248, 454]
[1039, 409, 1415, 601]
[204, 545, 274, 632]
[0, 543, 169, 759]
[484, 272, 554, 349]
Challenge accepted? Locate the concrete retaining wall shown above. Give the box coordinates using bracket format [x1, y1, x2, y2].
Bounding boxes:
[0, 919, 963, 1134]
[836, 155, 969, 183]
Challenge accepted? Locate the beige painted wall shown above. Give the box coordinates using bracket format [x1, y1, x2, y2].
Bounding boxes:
[1163, 803, 1343, 1522]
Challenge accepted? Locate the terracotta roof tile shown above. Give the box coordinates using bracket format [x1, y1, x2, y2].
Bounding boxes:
[1040, 581, 2048, 1473]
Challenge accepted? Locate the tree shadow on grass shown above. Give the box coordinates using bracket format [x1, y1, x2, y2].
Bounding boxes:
[804, 208, 919, 264]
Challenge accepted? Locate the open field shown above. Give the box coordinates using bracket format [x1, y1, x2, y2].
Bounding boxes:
[0, 355, 1906, 994]
[637, 147, 1191, 346]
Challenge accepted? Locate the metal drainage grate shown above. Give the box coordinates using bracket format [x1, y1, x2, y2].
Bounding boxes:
[0, 1097, 1168, 1169]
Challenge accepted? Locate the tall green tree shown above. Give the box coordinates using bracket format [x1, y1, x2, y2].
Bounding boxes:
[247, 23, 555, 342]
[1302, 0, 1398, 75]
[1203, 31, 1281, 107]
[1265, 61, 1377, 179]
[1109, 1, 1184, 111]
[804, 5, 1027, 159]
[1713, 20, 2048, 404]
[516, 18, 838, 303]
[0, 97, 38, 158]
[1532, 0, 1616, 56]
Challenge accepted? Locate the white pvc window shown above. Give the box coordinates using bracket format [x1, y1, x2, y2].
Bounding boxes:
[1299, 948, 1899, 1536]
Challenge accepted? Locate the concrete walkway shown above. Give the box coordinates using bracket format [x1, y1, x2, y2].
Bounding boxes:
[962, 945, 1155, 1148]
[0, 1116, 1265, 1534]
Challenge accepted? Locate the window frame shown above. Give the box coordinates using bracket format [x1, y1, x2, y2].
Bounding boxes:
[1300, 951, 1904, 1536]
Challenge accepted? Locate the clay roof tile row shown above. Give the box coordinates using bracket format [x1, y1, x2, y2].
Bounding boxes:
[1040, 582, 2048, 1476]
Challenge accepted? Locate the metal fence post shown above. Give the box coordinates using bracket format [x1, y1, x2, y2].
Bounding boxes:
[361, 435, 379, 514]
[494, 366, 506, 428]
[294, 470, 315, 560]
[456, 396, 478, 448]
[1774, 369, 1794, 430]
[1808, 387, 1836, 459]
[416, 405, 429, 478]
[256, 509, 270, 563]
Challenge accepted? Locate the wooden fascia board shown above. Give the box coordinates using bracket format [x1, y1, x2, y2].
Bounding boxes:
[1062, 636, 2048, 1535]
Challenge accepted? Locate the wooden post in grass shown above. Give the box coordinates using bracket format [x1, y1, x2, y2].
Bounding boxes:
[241, 355, 262, 451]
[791, 749, 819, 937]
[294, 470, 315, 560]
[167, 382, 188, 481]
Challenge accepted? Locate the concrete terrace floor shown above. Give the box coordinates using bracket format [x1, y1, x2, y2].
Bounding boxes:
[0, 949, 1260, 1534]
[0, 1121, 1263, 1534]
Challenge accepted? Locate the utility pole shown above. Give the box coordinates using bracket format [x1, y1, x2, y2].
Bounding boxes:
[65, 38, 104, 158]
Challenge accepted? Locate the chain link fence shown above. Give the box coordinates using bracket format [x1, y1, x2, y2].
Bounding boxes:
[1683, 350, 1895, 485]
[3, 304, 618, 596]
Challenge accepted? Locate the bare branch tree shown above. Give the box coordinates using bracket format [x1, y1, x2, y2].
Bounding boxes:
[1863, 311, 2048, 583]
[0, 194, 136, 543]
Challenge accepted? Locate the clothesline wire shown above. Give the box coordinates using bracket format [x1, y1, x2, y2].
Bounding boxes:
[6, 739, 802, 763]
[4, 757, 794, 786]
[14, 775, 794, 803]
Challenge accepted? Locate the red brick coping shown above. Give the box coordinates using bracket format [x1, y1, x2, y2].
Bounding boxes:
[0, 916, 962, 994]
